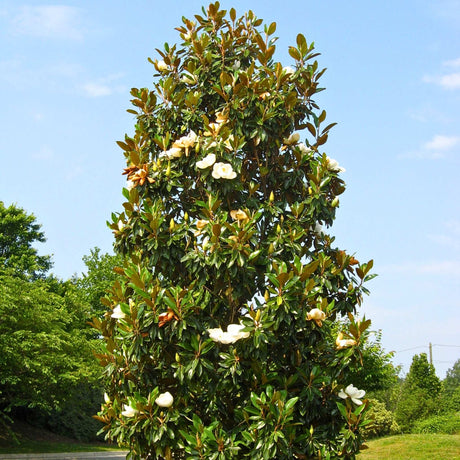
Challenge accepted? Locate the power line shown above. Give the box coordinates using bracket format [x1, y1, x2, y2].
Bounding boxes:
[396, 346, 427, 353]
[395, 344, 460, 353]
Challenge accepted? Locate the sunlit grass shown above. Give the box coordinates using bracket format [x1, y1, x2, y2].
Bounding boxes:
[358, 434, 460, 459]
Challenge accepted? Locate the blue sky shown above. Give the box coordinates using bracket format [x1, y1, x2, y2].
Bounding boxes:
[0, 0, 459, 378]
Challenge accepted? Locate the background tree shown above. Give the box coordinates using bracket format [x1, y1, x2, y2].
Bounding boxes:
[443, 358, 460, 396]
[394, 353, 442, 431]
[0, 202, 52, 279]
[0, 274, 102, 437]
[77, 247, 124, 317]
[0, 204, 104, 441]
[336, 326, 399, 396]
[440, 358, 460, 414]
[95, 3, 375, 458]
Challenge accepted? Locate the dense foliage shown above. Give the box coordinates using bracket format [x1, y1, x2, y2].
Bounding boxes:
[442, 358, 460, 397]
[95, 3, 376, 459]
[412, 412, 460, 435]
[362, 399, 400, 439]
[0, 275, 96, 412]
[77, 247, 124, 317]
[0, 203, 105, 441]
[394, 353, 442, 432]
[339, 328, 398, 395]
[0, 202, 52, 279]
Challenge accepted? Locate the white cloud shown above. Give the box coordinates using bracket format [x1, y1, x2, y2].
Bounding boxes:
[11, 6, 83, 40]
[400, 134, 459, 159]
[438, 72, 460, 89]
[443, 57, 460, 68]
[82, 73, 126, 98]
[83, 83, 112, 97]
[423, 72, 460, 90]
[423, 135, 460, 151]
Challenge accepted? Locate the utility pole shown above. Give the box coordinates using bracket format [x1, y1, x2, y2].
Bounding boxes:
[429, 342, 433, 365]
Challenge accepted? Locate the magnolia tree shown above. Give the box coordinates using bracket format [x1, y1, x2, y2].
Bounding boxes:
[94, 3, 375, 458]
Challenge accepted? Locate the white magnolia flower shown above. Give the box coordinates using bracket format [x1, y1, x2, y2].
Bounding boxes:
[207, 324, 249, 344]
[174, 130, 197, 150]
[126, 179, 135, 191]
[232, 60, 241, 71]
[215, 111, 228, 125]
[283, 132, 300, 145]
[196, 153, 216, 169]
[338, 384, 366, 405]
[121, 404, 138, 417]
[155, 391, 174, 408]
[313, 223, 323, 235]
[283, 66, 295, 75]
[104, 393, 110, 404]
[230, 209, 249, 221]
[111, 304, 126, 320]
[156, 60, 169, 72]
[207, 327, 227, 343]
[117, 220, 125, 231]
[224, 135, 235, 151]
[159, 147, 183, 160]
[297, 143, 312, 155]
[336, 332, 357, 350]
[194, 219, 209, 236]
[227, 324, 250, 339]
[212, 162, 237, 179]
[181, 71, 197, 84]
[326, 157, 346, 172]
[306, 308, 326, 327]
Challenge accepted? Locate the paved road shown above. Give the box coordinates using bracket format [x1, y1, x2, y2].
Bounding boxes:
[0, 452, 128, 460]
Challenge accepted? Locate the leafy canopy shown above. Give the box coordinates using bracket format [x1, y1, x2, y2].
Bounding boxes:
[0, 201, 52, 279]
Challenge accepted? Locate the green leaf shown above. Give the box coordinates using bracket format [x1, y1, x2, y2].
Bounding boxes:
[288, 46, 301, 60]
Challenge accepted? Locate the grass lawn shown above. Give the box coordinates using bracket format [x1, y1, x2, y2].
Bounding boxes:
[358, 434, 460, 459]
[2, 425, 460, 457]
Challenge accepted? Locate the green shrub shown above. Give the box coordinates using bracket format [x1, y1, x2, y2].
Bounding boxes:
[363, 399, 400, 438]
[412, 412, 460, 435]
[395, 386, 440, 432]
[44, 383, 104, 442]
[440, 386, 460, 414]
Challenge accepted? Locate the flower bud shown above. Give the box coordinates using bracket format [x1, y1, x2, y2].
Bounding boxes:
[269, 191, 275, 203]
[169, 218, 175, 231]
[184, 212, 189, 221]
[166, 162, 171, 177]
[331, 197, 339, 207]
